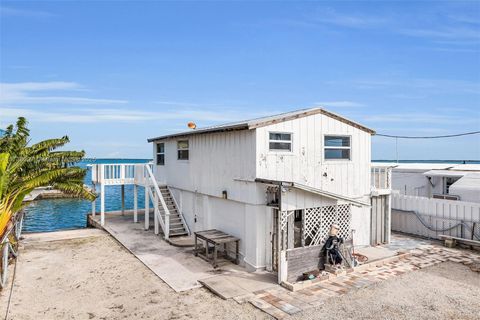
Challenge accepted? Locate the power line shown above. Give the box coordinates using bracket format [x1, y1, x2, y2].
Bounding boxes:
[375, 131, 480, 139]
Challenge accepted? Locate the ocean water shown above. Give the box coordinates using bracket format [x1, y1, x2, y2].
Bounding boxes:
[22, 159, 479, 233]
[22, 159, 150, 233]
[372, 160, 480, 164]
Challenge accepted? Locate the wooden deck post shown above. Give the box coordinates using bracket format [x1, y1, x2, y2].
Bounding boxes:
[145, 187, 150, 230]
[121, 184, 125, 215]
[91, 183, 96, 217]
[153, 191, 159, 235]
[133, 184, 138, 223]
[100, 183, 105, 226]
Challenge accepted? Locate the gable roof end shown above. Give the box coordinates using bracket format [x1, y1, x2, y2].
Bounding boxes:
[147, 107, 375, 142]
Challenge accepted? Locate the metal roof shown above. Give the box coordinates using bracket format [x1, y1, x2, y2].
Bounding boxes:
[449, 173, 480, 190]
[388, 163, 455, 171]
[450, 164, 480, 171]
[422, 170, 470, 178]
[147, 107, 375, 142]
[387, 163, 480, 173]
[255, 178, 371, 207]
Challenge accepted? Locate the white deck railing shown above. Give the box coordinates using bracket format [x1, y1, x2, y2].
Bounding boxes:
[90, 163, 173, 239]
[371, 165, 392, 192]
[144, 165, 171, 239]
[91, 163, 153, 186]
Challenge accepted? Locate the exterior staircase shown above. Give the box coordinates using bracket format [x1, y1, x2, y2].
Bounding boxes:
[157, 186, 189, 237]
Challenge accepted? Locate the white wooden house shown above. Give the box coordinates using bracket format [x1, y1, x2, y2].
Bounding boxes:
[91, 108, 391, 284]
[140, 108, 391, 283]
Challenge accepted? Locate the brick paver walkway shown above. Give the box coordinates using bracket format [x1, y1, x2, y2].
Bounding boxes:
[248, 244, 480, 319]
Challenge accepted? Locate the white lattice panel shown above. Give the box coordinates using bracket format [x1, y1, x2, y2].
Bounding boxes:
[305, 204, 351, 246]
[280, 210, 294, 231]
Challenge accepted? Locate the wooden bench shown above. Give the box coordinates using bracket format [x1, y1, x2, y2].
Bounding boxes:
[194, 229, 240, 268]
[439, 235, 480, 248]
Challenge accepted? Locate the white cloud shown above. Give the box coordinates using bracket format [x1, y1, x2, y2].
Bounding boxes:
[314, 101, 365, 107]
[312, 8, 387, 28]
[0, 81, 128, 105]
[328, 78, 480, 95]
[0, 6, 55, 18]
[0, 106, 271, 124]
[363, 113, 479, 125]
[398, 26, 480, 41]
[154, 100, 204, 107]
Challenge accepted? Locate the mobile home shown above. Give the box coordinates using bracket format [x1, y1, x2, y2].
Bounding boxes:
[388, 163, 480, 203]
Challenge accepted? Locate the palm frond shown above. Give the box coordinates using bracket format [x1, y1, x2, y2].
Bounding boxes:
[0, 117, 94, 237]
[51, 182, 96, 201]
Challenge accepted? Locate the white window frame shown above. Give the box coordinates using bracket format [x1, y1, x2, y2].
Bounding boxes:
[268, 131, 293, 152]
[324, 135, 351, 161]
[177, 140, 189, 160]
[156, 142, 165, 166]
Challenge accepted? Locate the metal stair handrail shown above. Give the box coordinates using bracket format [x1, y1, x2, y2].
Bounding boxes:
[167, 187, 191, 236]
[144, 164, 171, 239]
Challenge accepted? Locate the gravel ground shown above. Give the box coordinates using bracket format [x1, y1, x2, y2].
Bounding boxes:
[293, 261, 480, 320]
[0, 234, 270, 320]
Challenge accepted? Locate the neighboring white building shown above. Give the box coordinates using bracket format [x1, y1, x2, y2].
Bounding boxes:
[386, 163, 480, 203]
[145, 108, 391, 283]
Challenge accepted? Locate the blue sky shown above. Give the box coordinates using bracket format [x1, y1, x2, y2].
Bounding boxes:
[0, 1, 479, 160]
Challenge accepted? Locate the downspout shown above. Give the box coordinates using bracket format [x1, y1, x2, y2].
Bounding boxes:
[277, 183, 285, 284]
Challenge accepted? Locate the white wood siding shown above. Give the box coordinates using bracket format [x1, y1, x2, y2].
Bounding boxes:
[154, 130, 263, 204]
[256, 113, 371, 199]
[281, 188, 336, 211]
[391, 171, 445, 197]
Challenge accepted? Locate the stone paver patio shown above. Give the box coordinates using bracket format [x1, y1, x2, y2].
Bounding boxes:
[248, 244, 480, 319]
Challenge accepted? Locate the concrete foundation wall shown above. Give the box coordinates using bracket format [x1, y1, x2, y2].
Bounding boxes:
[170, 187, 269, 270]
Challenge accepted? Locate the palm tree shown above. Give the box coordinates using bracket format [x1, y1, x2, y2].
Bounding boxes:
[0, 117, 96, 238]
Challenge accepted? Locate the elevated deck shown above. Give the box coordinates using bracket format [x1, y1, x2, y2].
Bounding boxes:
[371, 165, 393, 195]
[89, 163, 189, 240]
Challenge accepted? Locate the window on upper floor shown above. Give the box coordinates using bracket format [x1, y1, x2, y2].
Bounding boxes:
[177, 140, 189, 160]
[269, 132, 292, 152]
[156, 143, 165, 165]
[324, 135, 351, 160]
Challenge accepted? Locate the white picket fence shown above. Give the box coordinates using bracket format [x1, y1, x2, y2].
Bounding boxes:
[391, 193, 480, 240]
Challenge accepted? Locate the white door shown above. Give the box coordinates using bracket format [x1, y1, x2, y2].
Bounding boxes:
[194, 193, 205, 231]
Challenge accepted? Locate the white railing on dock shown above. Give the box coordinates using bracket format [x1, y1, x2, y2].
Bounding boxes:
[371, 165, 392, 192]
[91, 163, 153, 186]
[144, 165, 171, 240]
[90, 162, 173, 239]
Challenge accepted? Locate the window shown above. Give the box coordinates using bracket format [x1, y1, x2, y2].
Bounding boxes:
[177, 140, 189, 160]
[324, 136, 351, 160]
[444, 177, 460, 194]
[269, 132, 292, 151]
[156, 143, 165, 165]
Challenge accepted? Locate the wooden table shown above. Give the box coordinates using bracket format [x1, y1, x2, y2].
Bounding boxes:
[194, 229, 240, 268]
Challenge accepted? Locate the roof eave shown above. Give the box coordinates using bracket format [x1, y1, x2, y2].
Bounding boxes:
[147, 107, 376, 142]
[147, 123, 249, 142]
[247, 108, 375, 135]
[255, 178, 370, 207]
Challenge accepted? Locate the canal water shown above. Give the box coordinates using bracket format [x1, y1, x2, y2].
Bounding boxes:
[22, 159, 150, 233]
